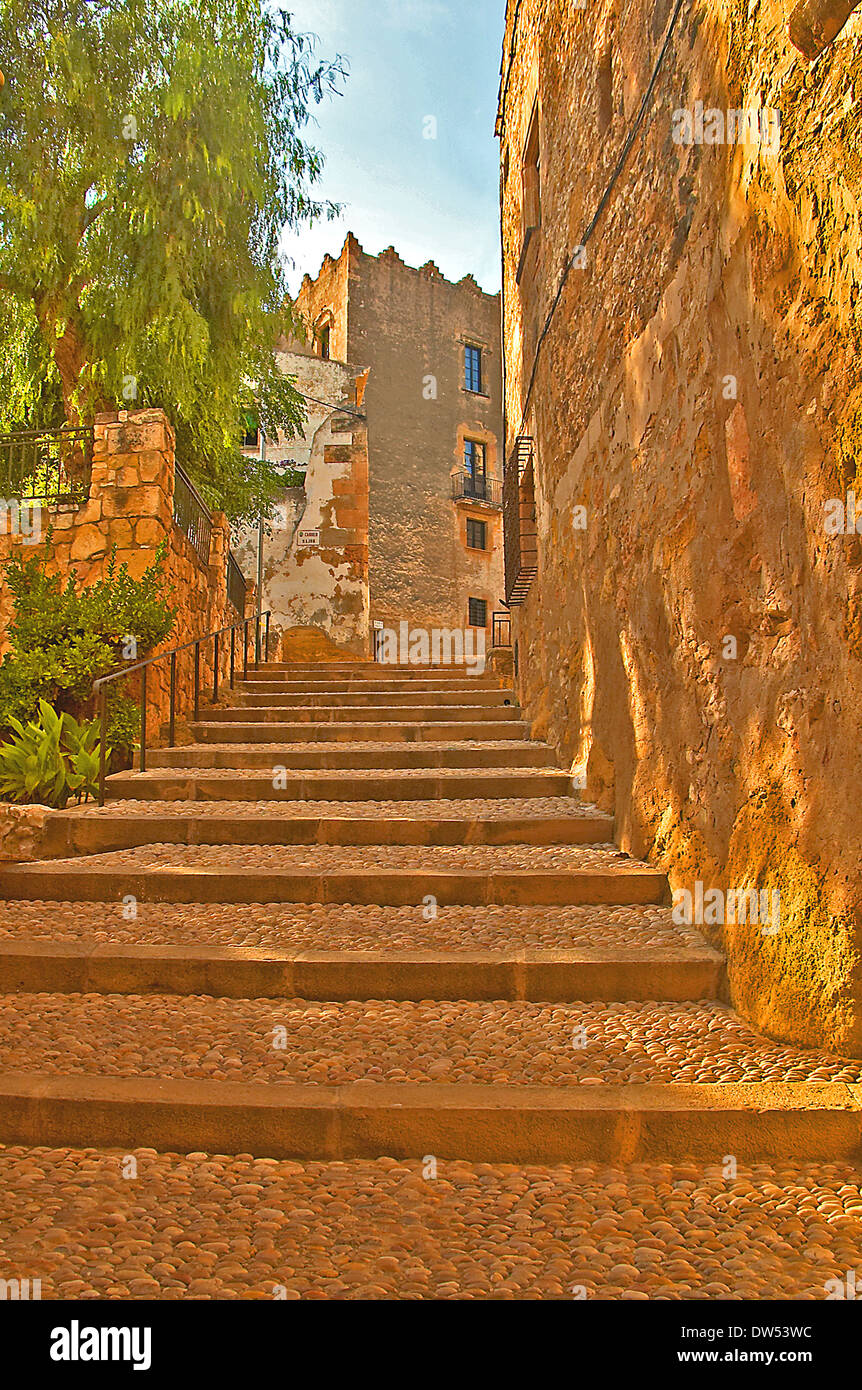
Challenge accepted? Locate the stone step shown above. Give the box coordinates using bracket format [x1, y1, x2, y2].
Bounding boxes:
[1, 1073, 855, 1163]
[245, 664, 485, 679]
[45, 802, 612, 854]
[196, 704, 522, 724]
[235, 688, 515, 708]
[1, 1146, 859, 1298]
[147, 742, 557, 769]
[189, 720, 531, 743]
[102, 769, 574, 802]
[0, 900, 708, 957]
[0, 842, 666, 905]
[235, 677, 508, 694]
[0, 942, 722, 1001]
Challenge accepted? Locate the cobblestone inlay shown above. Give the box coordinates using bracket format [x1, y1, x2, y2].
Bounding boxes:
[31, 843, 636, 873]
[0, 902, 706, 952]
[0, 996, 858, 1086]
[1, 1148, 861, 1299]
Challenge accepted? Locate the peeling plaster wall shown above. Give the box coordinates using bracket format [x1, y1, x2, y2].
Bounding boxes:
[499, 0, 862, 1050]
[234, 354, 371, 656]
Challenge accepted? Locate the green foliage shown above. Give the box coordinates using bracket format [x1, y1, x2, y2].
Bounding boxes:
[0, 542, 175, 728]
[0, 0, 344, 517]
[0, 699, 107, 808]
[105, 693, 140, 771]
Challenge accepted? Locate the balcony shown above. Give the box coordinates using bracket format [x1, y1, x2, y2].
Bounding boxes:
[451, 471, 502, 508]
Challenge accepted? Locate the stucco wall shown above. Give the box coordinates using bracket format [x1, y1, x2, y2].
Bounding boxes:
[498, 0, 862, 1050]
[234, 353, 371, 657]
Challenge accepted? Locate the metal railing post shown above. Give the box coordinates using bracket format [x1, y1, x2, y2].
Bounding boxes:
[140, 665, 147, 773]
[243, 621, 249, 680]
[98, 684, 107, 807]
[265, 611, 270, 663]
[194, 642, 200, 721]
[255, 612, 261, 668]
[169, 652, 177, 746]
[213, 631, 220, 703]
[230, 626, 236, 690]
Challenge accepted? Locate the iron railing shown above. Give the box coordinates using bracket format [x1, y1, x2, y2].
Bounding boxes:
[503, 436, 538, 605]
[0, 425, 93, 505]
[451, 471, 503, 507]
[226, 551, 247, 615]
[173, 462, 213, 565]
[93, 610, 272, 805]
[492, 611, 512, 648]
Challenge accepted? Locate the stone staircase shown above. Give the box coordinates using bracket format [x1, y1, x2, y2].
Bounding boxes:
[1, 657, 861, 1180]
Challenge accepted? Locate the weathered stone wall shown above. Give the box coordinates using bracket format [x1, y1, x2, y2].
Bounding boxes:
[234, 353, 371, 657]
[296, 234, 506, 641]
[0, 408, 239, 740]
[498, 0, 862, 1050]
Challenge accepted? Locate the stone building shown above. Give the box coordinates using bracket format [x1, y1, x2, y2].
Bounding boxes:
[239, 233, 505, 659]
[496, 0, 862, 1050]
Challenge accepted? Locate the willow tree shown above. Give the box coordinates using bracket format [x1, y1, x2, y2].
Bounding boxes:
[0, 0, 344, 522]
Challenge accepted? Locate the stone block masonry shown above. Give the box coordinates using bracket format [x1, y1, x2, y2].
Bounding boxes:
[497, 0, 862, 1051]
[0, 408, 241, 741]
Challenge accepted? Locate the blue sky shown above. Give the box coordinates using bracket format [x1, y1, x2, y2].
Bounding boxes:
[279, 0, 504, 295]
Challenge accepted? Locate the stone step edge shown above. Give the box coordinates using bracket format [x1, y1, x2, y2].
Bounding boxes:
[0, 1074, 856, 1162]
[0, 865, 667, 907]
[104, 771, 571, 794]
[0, 942, 723, 1001]
[44, 813, 614, 855]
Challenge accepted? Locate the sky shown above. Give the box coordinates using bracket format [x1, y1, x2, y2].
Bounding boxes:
[279, 0, 505, 296]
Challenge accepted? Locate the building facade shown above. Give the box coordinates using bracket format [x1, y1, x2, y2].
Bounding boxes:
[291, 234, 505, 650]
[496, 0, 862, 1051]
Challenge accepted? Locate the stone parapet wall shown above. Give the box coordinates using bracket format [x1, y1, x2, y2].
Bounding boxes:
[498, 0, 862, 1050]
[0, 408, 243, 741]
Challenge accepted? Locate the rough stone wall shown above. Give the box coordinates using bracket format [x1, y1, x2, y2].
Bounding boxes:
[498, 0, 862, 1051]
[0, 408, 238, 739]
[296, 235, 506, 640]
[234, 352, 371, 657]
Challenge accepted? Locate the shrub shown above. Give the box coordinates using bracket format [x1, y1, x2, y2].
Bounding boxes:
[0, 700, 108, 808]
[0, 541, 176, 731]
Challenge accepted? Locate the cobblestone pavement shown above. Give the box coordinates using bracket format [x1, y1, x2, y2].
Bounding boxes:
[31, 842, 635, 873]
[1, 1148, 861, 1299]
[1, 995, 859, 1086]
[68, 796, 597, 820]
[0, 901, 707, 952]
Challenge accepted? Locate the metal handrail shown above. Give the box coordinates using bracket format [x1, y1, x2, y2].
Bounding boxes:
[451, 471, 503, 507]
[92, 609, 272, 805]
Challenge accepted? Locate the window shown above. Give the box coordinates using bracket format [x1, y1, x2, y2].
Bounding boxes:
[242, 414, 259, 449]
[464, 439, 487, 498]
[468, 597, 487, 628]
[522, 102, 541, 235]
[466, 518, 487, 550]
[319, 324, 331, 360]
[464, 344, 482, 393]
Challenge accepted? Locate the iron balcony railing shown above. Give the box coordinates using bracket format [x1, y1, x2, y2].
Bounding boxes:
[226, 551, 247, 615]
[173, 462, 213, 565]
[503, 435, 538, 605]
[451, 471, 503, 507]
[0, 425, 93, 506]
